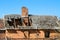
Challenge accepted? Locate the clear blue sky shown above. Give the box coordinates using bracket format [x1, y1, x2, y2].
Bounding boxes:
[0, 0, 60, 18]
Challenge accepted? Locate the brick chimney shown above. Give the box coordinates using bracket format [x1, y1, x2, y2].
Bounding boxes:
[21, 7, 28, 17]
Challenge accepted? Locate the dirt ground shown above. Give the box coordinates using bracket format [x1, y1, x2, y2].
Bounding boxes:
[6, 29, 60, 38]
[0, 29, 60, 40]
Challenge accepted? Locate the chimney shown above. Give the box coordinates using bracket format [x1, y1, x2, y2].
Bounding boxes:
[21, 7, 28, 17]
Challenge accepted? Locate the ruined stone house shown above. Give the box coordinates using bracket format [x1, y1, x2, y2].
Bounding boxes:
[0, 7, 60, 40]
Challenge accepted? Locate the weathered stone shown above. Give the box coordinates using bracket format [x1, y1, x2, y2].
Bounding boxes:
[4, 15, 60, 29]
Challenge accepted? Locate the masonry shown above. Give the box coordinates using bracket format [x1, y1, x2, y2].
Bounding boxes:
[0, 7, 60, 40]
